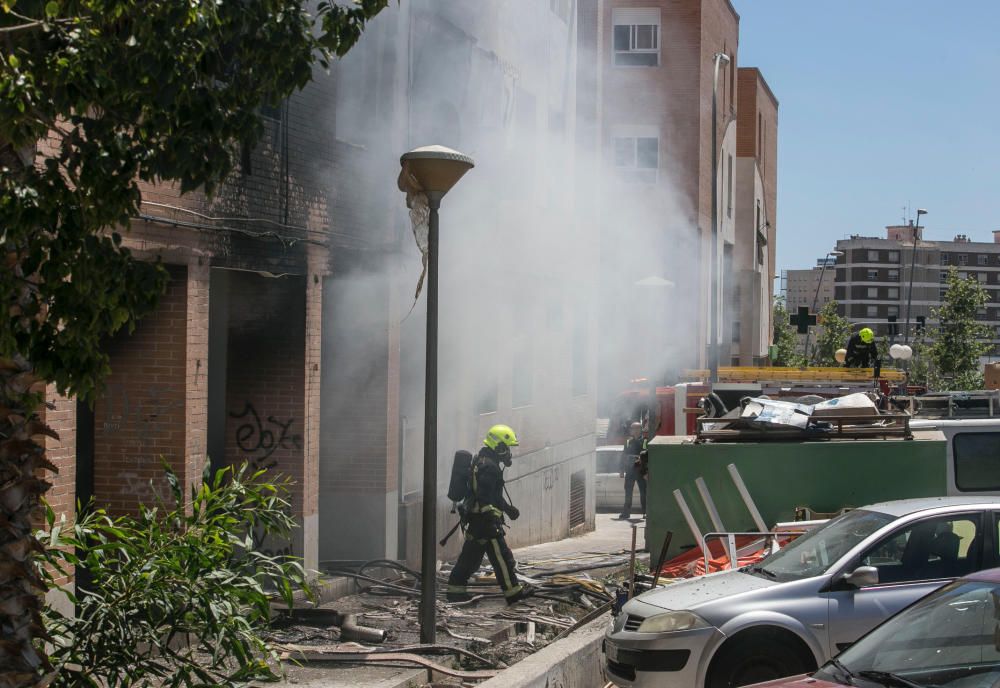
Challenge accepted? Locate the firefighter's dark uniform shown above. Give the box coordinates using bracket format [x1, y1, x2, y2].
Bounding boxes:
[620, 436, 647, 518]
[845, 332, 881, 376]
[446, 447, 524, 603]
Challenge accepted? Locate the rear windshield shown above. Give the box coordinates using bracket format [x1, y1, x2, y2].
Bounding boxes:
[749, 509, 895, 582]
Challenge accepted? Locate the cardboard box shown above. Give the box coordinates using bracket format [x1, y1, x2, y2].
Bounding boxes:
[986, 363, 1000, 390]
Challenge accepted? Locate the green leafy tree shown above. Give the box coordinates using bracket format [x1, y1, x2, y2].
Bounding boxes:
[39, 463, 312, 688]
[811, 300, 852, 367]
[1, 2, 387, 685]
[927, 267, 991, 390]
[771, 299, 806, 367]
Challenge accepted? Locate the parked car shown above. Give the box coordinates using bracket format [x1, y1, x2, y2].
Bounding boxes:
[604, 496, 1000, 688]
[595, 444, 627, 512]
[755, 567, 1000, 688]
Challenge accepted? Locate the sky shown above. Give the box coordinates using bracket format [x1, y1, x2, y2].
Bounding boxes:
[731, 1, 1000, 274]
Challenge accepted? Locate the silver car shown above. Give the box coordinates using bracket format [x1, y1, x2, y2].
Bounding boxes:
[604, 496, 1000, 688]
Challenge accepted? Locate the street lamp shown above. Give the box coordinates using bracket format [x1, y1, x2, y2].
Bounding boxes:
[397, 145, 474, 644]
[903, 209, 928, 345]
[802, 250, 844, 363]
[708, 51, 731, 383]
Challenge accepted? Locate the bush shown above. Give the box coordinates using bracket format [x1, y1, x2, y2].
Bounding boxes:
[37, 463, 312, 688]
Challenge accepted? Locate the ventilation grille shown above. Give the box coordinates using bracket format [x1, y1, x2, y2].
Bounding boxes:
[569, 470, 586, 528]
[623, 614, 643, 632]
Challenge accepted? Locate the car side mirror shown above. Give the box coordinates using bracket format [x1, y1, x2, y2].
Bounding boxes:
[842, 565, 879, 589]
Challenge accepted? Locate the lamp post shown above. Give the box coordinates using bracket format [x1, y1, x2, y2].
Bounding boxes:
[708, 51, 730, 382]
[398, 145, 474, 644]
[903, 209, 928, 345]
[802, 250, 844, 363]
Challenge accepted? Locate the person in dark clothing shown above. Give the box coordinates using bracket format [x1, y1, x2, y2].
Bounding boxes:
[618, 422, 647, 519]
[845, 327, 881, 377]
[447, 424, 529, 605]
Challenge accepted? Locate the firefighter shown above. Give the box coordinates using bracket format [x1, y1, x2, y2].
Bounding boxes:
[618, 421, 647, 519]
[446, 424, 529, 605]
[845, 326, 881, 377]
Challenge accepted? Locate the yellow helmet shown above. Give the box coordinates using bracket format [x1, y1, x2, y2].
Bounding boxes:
[859, 327, 874, 344]
[484, 424, 519, 450]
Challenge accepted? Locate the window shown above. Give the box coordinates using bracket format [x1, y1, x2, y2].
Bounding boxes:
[867, 287, 878, 298]
[979, 255, 989, 266]
[866, 305, 878, 318]
[942, 254, 951, 265]
[959, 254, 969, 266]
[888, 305, 899, 317]
[868, 250, 880, 262]
[888, 287, 899, 299]
[888, 269, 899, 282]
[940, 271, 949, 282]
[732, 321, 741, 343]
[613, 8, 659, 66]
[867, 269, 879, 280]
[612, 133, 658, 183]
[858, 514, 981, 584]
[979, 273, 988, 283]
[888, 251, 900, 262]
[940, 287, 949, 299]
[959, 271, 968, 280]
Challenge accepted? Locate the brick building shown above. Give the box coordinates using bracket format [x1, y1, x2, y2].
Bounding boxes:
[581, 0, 778, 402]
[835, 226, 1000, 355]
[41, 0, 600, 611]
[731, 67, 778, 365]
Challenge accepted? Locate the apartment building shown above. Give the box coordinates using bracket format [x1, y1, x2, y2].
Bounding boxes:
[38, 1, 602, 612]
[785, 258, 837, 312]
[835, 226, 1000, 354]
[731, 67, 778, 366]
[584, 0, 778, 397]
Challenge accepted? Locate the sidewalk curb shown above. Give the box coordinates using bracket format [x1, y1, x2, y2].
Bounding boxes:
[475, 612, 611, 688]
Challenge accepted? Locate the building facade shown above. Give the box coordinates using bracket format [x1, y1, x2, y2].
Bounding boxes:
[40, 0, 603, 611]
[835, 226, 1000, 355]
[731, 67, 778, 365]
[785, 258, 837, 312]
[584, 0, 778, 401]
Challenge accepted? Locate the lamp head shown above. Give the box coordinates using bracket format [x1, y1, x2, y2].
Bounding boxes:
[716, 52, 731, 65]
[917, 208, 928, 216]
[829, 250, 845, 257]
[398, 145, 475, 203]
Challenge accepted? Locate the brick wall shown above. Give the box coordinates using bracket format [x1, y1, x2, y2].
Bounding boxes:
[39, 387, 76, 597]
[223, 272, 307, 531]
[93, 265, 190, 513]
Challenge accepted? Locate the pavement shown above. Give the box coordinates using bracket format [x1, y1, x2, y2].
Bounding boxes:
[268, 513, 647, 687]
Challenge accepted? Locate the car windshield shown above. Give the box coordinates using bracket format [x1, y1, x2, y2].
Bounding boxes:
[747, 509, 895, 582]
[816, 579, 1000, 688]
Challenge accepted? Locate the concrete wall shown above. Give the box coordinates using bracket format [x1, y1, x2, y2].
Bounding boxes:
[477, 612, 611, 688]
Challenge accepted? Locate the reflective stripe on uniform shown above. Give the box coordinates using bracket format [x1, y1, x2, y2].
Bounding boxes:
[490, 538, 515, 592]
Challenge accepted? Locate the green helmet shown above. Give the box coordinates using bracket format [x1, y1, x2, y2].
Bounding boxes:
[484, 424, 519, 451]
[859, 327, 874, 344]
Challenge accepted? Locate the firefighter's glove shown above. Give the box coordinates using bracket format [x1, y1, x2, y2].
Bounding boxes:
[506, 505, 520, 521]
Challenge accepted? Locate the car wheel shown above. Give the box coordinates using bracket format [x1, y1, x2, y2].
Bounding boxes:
[707, 632, 812, 688]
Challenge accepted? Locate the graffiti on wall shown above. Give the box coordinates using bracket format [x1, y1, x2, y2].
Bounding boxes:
[229, 402, 302, 471]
